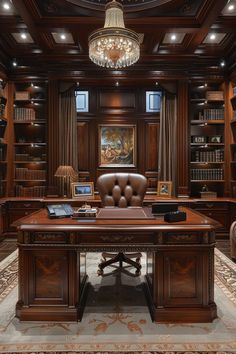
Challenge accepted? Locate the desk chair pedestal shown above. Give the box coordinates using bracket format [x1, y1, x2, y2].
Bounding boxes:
[97, 251, 142, 276]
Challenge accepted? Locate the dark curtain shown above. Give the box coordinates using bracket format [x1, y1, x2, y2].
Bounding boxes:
[158, 91, 177, 195]
[58, 84, 78, 195]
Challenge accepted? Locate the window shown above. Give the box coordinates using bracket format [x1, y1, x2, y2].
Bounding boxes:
[75, 91, 89, 112]
[146, 91, 162, 112]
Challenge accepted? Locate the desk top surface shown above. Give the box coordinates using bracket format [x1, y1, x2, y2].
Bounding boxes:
[16, 207, 221, 232]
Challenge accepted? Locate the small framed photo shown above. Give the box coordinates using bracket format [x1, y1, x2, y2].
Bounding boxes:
[192, 136, 207, 143]
[208, 135, 222, 143]
[71, 182, 94, 199]
[157, 181, 172, 197]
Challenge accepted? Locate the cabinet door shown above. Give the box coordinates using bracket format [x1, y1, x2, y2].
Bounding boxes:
[5, 201, 42, 234]
[193, 202, 229, 234]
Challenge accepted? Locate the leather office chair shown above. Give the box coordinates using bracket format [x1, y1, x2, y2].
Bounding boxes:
[96, 172, 147, 275]
[230, 221, 236, 260]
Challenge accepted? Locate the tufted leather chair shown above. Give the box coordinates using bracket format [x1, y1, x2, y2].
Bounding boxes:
[97, 172, 147, 275]
[230, 221, 236, 260]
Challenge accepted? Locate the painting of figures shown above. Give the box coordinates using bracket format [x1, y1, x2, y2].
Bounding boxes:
[99, 125, 136, 167]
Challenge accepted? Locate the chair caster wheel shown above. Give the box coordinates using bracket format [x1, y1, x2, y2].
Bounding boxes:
[97, 268, 104, 276]
[135, 269, 141, 276]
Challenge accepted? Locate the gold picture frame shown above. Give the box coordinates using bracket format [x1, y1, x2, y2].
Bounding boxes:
[98, 124, 136, 167]
[71, 182, 94, 199]
[157, 181, 172, 198]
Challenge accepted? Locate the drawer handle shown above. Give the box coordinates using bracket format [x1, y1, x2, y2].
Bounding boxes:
[24, 211, 29, 215]
[23, 203, 31, 208]
[206, 203, 214, 209]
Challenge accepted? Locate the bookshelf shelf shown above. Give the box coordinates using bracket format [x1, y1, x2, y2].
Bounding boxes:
[14, 179, 46, 182]
[191, 180, 225, 183]
[191, 120, 224, 125]
[14, 160, 46, 164]
[190, 161, 224, 164]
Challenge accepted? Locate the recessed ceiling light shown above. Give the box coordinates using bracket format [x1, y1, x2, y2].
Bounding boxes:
[228, 4, 235, 11]
[20, 33, 27, 40]
[170, 34, 177, 41]
[210, 33, 216, 41]
[2, 2, 11, 10]
[12, 58, 17, 67]
[220, 60, 226, 67]
[60, 34, 66, 40]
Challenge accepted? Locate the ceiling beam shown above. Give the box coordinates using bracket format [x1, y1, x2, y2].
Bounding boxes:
[11, 0, 53, 52]
[186, 0, 229, 54]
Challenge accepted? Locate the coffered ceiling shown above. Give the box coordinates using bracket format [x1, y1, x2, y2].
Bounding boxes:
[0, 0, 235, 81]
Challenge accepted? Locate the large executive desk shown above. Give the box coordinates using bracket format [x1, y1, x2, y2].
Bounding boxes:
[15, 206, 220, 323]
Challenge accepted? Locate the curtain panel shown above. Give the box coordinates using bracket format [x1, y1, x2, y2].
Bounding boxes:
[58, 85, 78, 195]
[158, 91, 177, 195]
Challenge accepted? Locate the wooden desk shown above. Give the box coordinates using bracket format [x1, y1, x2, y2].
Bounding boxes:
[16, 207, 219, 323]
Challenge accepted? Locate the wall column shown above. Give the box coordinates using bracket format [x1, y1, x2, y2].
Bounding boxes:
[176, 80, 190, 197]
[48, 79, 60, 187]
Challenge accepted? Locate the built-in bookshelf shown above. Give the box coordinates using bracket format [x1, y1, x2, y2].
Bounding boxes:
[230, 84, 236, 197]
[189, 81, 225, 197]
[0, 118, 7, 197]
[13, 82, 47, 197]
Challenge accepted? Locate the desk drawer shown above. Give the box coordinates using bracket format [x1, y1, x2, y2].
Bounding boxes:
[197, 210, 229, 232]
[79, 232, 154, 244]
[8, 201, 42, 209]
[194, 202, 228, 210]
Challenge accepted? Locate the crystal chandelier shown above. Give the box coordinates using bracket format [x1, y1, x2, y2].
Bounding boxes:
[88, 0, 140, 69]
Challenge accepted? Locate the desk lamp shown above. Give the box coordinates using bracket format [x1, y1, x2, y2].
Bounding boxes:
[54, 165, 77, 197]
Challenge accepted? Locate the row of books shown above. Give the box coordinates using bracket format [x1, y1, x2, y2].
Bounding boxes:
[14, 108, 36, 121]
[15, 168, 46, 180]
[192, 149, 224, 162]
[15, 154, 46, 161]
[15, 185, 46, 197]
[191, 169, 224, 180]
[198, 109, 224, 120]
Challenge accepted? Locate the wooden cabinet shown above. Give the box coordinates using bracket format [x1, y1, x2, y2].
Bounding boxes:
[13, 82, 47, 197]
[0, 204, 3, 241]
[3, 200, 43, 236]
[192, 201, 229, 237]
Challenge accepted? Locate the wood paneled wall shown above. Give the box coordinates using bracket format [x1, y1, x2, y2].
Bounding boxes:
[76, 88, 160, 191]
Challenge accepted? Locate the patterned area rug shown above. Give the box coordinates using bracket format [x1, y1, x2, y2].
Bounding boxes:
[0, 249, 236, 354]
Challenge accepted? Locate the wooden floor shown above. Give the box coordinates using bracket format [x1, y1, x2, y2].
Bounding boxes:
[0, 238, 234, 262]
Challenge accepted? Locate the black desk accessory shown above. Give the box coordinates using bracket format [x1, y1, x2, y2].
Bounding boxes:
[164, 211, 186, 223]
[152, 202, 178, 215]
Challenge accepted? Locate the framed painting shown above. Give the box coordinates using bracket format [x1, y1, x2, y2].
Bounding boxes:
[99, 124, 136, 167]
[157, 181, 172, 198]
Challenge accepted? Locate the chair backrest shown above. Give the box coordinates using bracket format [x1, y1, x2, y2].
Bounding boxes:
[97, 173, 147, 208]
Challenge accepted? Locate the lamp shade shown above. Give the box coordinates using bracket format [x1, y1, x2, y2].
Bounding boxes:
[54, 165, 77, 178]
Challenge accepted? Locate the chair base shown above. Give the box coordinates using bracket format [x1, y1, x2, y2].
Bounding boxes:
[97, 252, 142, 276]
